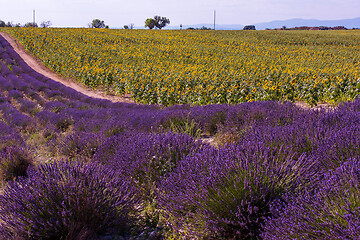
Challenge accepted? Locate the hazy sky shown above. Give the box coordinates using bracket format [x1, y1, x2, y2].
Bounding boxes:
[1, 0, 359, 28]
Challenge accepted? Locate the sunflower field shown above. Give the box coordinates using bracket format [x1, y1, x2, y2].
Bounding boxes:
[2, 28, 360, 106]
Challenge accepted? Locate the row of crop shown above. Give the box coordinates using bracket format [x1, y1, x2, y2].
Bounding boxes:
[1, 33, 360, 239]
[3, 106, 360, 239]
[2, 28, 360, 106]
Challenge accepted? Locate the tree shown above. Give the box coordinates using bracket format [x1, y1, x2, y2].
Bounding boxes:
[0, 20, 20, 27]
[154, 15, 170, 29]
[243, 25, 256, 30]
[40, 20, 52, 28]
[145, 18, 156, 29]
[91, 19, 106, 28]
[24, 22, 38, 28]
[145, 16, 170, 30]
[200, 26, 211, 30]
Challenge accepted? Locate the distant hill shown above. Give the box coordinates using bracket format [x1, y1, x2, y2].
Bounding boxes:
[165, 24, 244, 30]
[161, 17, 360, 30]
[254, 17, 360, 30]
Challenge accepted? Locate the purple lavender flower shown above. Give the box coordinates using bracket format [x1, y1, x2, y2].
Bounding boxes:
[0, 145, 34, 181]
[18, 99, 38, 116]
[44, 101, 67, 113]
[60, 132, 106, 160]
[0, 121, 24, 149]
[0, 62, 12, 76]
[158, 143, 318, 239]
[7, 89, 24, 99]
[0, 160, 140, 239]
[34, 110, 57, 126]
[261, 158, 360, 239]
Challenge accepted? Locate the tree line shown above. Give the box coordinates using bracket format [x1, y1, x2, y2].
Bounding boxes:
[90, 16, 170, 30]
[0, 20, 52, 28]
[1, 16, 171, 29]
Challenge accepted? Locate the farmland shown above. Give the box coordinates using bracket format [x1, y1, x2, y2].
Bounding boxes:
[3, 28, 360, 105]
[1, 29, 360, 239]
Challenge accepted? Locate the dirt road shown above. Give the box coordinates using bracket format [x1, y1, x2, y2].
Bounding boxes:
[0, 32, 133, 103]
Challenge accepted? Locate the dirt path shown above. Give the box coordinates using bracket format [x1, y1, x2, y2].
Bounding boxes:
[0, 32, 133, 103]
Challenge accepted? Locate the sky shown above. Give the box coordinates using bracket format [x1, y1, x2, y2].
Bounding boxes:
[1, 0, 359, 28]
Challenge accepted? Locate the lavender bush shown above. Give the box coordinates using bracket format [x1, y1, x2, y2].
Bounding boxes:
[44, 100, 67, 113]
[7, 89, 24, 99]
[60, 132, 106, 161]
[0, 145, 34, 182]
[95, 133, 208, 199]
[158, 144, 318, 239]
[18, 99, 39, 116]
[93, 133, 210, 237]
[0, 160, 140, 239]
[0, 121, 24, 150]
[261, 158, 360, 239]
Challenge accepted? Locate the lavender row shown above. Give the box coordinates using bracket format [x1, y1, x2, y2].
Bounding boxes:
[2, 127, 360, 239]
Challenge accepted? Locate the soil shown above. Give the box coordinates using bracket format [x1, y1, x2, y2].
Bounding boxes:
[294, 101, 336, 111]
[0, 32, 133, 103]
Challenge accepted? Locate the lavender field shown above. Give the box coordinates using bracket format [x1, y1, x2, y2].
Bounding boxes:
[1, 34, 360, 239]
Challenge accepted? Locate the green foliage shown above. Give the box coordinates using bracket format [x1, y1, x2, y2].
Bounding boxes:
[200, 26, 212, 30]
[40, 20, 52, 28]
[24, 22, 38, 28]
[145, 16, 170, 29]
[167, 117, 202, 139]
[145, 18, 156, 29]
[154, 15, 170, 29]
[243, 25, 256, 30]
[91, 19, 106, 28]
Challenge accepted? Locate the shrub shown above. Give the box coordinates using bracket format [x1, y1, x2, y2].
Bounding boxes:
[0, 160, 139, 239]
[60, 132, 106, 160]
[158, 144, 318, 239]
[44, 101, 67, 113]
[261, 158, 360, 239]
[7, 89, 24, 99]
[0, 146, 34, 182]
[52, 115, 73, 132]
[0, 123, 24, 151]
[94, 133, 209, 237]
[164, 115, 202, 139]
[34, 110, 57, 126]
[35, 110, 74, 132]
[18, 99, 39, 116]
[95, 133, 207, 199]
[6, 112, 36, 132]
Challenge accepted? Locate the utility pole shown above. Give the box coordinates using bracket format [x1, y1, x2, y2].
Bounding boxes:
[33, 9, 35, 25]
[213, 10, 216, 30]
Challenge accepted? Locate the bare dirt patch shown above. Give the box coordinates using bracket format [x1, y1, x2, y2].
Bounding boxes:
[294, 101, 336, 111]
[0, 32, 133, 103]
